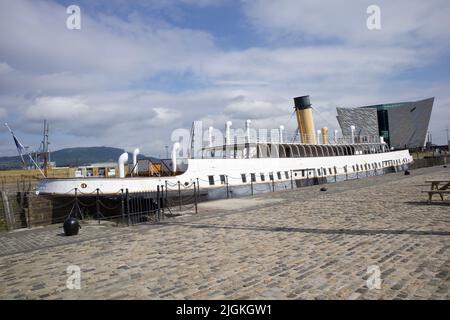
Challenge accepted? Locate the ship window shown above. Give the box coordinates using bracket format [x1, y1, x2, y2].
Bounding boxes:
[260, 173, 265, 181]
[356, 164, 359, 171]
[241, 174, 247, 183]
[294, 172, 297, 177]
[277, 172, 282, 180]
[329, 168, 332, 175]
[334, 167, 337, 174]
[208, 175, 215, 185]
[269, 173, 274, 181]
[220, 175, 226, 184]
[285, 171, 289, 179]
[251, 173, 256, 182]
[352, 165, 355, 172]
[318, 169, 321, 176]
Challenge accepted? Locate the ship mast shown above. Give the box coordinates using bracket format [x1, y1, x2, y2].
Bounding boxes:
[37, 120, 50, 176]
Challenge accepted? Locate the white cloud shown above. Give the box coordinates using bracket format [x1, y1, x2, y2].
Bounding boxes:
[25, 97, 89, 121]
[242, 0, 450, 51]
[0, 63, 13, 74]
[0, 0, 449, 156]
[224, 97, 282, 119]
[0, 107, 7, 118]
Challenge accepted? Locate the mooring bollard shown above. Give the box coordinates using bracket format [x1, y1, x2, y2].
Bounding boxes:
[63, 217, 80, 236]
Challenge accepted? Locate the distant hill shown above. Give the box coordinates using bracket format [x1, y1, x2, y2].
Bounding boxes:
[0, 147, 159, 170]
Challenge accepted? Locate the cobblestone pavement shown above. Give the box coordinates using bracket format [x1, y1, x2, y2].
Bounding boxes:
[0, 166, 449, 300]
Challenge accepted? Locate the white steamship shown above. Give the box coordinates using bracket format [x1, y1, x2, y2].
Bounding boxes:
[36, 96, 413, 196]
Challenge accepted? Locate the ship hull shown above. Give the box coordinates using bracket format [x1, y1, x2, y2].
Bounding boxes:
[36, 150, 413, 196]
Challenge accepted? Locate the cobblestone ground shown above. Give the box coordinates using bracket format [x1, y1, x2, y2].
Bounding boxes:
[0, 166, 449, 300]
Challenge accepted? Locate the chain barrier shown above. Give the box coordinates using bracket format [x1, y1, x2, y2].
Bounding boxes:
[3, 161, 406, 231]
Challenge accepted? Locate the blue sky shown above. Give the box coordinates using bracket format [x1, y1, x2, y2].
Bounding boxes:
[0, 0, 449, 157]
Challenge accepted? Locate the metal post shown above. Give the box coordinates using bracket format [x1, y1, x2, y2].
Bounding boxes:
[290, 170, 293, 189]
[96, 188, 100, 224]
[272, 178, 275, 192]
[126, 189, 131, 226]
[74, 188, 83, 220]
[156, 185, 161, 221]
[196, 178, 200, 198]
[164, 180, 168, 209]
[160, 185, 165, 215]
[178, 181, 181, 211]
[194, 182, 198, 214]
[226, 175, 229, 199]
[120, 189, 125, 225]
[345, 166, 348, 181]
[251, 179, 254, 196]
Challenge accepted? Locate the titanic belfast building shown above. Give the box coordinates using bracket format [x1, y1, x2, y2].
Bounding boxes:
[336, 98, 434, 149]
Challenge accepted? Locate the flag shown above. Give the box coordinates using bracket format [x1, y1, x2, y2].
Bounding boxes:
[12, 135, 26, 166]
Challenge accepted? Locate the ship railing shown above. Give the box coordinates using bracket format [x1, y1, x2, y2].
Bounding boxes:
[205, 133, 383, 148]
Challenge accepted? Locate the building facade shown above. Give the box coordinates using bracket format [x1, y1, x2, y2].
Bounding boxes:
[337, 97, 434, 149]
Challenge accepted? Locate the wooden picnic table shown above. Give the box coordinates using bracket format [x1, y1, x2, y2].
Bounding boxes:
[425, 180, 450, 190]
[424, 180, 450, 203]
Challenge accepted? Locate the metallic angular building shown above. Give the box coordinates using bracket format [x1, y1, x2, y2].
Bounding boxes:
[337, 97, 434, 149]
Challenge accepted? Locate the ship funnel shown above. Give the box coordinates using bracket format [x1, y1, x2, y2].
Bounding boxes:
[294, 95, 316, 144]
[132, 148, 140, 175]
[172, 142, 180, 174]
[118, 152, 129, 178]
[321, 127, 328, 144]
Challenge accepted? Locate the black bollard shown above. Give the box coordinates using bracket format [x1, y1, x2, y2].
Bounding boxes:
[63, 217, 81, 236]
[404, 170, 410, 175]
[320, 187, 327, 192]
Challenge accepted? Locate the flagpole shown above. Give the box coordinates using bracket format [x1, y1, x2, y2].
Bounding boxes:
[4, 123, 46, 178]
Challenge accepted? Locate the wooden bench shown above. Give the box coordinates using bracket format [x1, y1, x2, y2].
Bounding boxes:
[423, 190, 450, 203]
[425, 180, 450, 190]
[423, 180, 450, 203]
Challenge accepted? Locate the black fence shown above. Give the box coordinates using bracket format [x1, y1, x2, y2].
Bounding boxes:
[65, 183, 199, 227]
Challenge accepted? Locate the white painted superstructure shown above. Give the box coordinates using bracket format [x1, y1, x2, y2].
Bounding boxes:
[36, 146, 412, 196]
